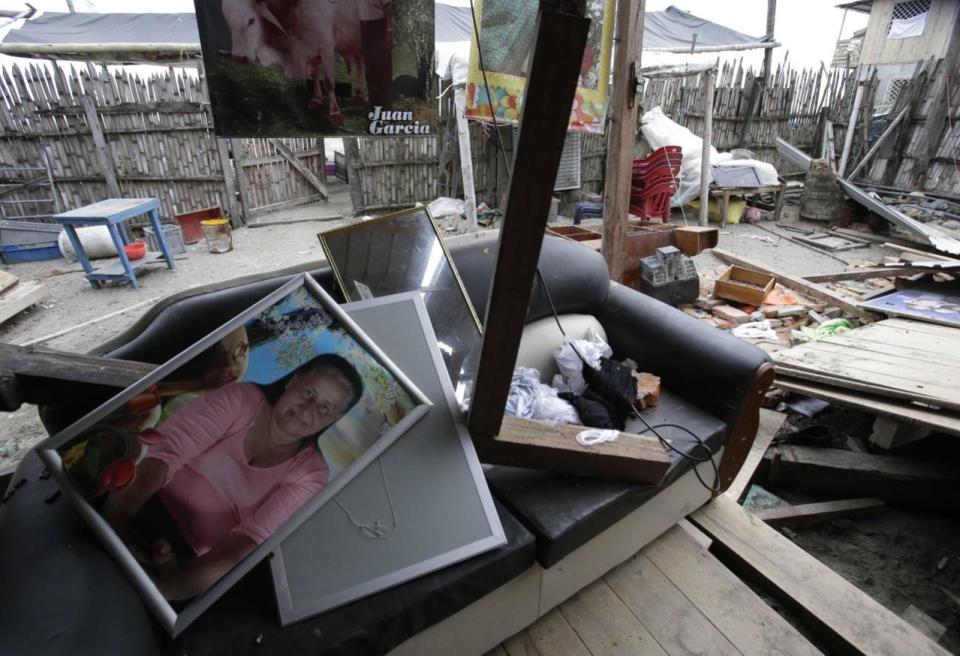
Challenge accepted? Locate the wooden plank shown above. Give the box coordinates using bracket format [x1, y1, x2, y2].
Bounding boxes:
[691, 495, 950, 656]
[883, 243, 960, 264]
[724, 408, 786, 503]
[502, 632, 543, 656]
[0, 280, 46, 325]
[468, 4, 590, 440]
[901, 606, 947, 645]
[775, 378, 960, 437]
[605, 552, 743, 656]
[80, 95, 121, 197]
[601, 0, 644, 282]
[0, 342, 155, 388]
[759, 445, 960, 513]
[801, 266, 945, 283]
[0, 269, 19, 295]
[558, 579, 667, 656]
[752, 498, 885, 528]
[643, 525, 822, 656]
[484, 415, 671, 485]
[711, 248, 869, 317]
[268, 138, 328, 199]
[525, 609, 590, 656]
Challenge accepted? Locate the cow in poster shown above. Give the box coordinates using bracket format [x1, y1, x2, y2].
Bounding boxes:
[221, 0, 369, 124]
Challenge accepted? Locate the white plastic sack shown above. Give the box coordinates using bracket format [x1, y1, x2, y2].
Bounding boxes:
[713, 157, 779, 186]
[57, 225, 118, 260]
[731, 320, 778, 340]
[640, 106, 718, 206]
[428, 196, 466, 218]
[551, 326, 612, 395]
[506, 367, 580, 425]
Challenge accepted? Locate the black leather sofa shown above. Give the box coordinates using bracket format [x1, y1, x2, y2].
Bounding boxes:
[0, 233, 771, 655]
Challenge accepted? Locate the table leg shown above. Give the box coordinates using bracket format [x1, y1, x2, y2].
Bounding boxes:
[107, 224, 138, 289]
[61, 224, 98, 289]
[149, 209, 176, 271]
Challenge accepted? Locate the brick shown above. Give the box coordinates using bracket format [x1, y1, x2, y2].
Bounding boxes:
[712, 305, 751, 324]
[633, 371, 661, 409]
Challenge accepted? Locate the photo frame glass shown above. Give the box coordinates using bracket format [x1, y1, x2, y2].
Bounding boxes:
[319, 207, 482, 406]
[271, 293, 505, 624]
[37, 274, 430, 636]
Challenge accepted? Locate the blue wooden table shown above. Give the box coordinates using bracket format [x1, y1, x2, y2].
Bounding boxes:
[54, 198, 176, 289]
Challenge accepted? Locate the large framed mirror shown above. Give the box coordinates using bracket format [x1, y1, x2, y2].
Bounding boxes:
[319, 207, 482, 406]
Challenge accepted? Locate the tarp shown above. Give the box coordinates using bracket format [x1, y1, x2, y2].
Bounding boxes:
[642, 6, 772, 52]
[0, 12, 200, 62]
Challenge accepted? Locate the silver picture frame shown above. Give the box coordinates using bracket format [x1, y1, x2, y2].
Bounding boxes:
[35, 274, 431, 637]
[270, 292, 504, 625]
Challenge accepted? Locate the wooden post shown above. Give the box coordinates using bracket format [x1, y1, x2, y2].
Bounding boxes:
[467, 1, 590, 440]
[81, 95, 120, 197]
[739, 0, 775, 147]
[698, 69, 715, 227]
[344, 137, 365, 216]
[601, 0, 644, 283]
[454, 86, 479, 230]
[269, 138, 328, 198]
[215, 139, 244, 226]
[838, 80, 864, 177]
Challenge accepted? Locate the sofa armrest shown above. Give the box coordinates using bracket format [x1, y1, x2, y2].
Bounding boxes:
[597, 281, 775, 491]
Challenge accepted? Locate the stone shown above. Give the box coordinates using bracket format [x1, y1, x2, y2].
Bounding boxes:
[695, 295, 722, 311]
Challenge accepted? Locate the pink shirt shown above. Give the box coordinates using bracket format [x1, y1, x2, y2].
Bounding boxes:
[146, 382, 329, 555]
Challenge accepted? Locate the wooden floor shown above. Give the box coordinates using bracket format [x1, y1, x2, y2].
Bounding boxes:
[488, 523, 822, 656]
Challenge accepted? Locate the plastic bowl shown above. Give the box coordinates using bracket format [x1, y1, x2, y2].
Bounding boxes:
[124, 241, 147, 260]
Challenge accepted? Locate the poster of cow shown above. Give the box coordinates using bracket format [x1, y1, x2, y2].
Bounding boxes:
[196, 1, 436, 136]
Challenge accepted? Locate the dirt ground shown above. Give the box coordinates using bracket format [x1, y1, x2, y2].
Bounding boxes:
[1, 192, 957, 652]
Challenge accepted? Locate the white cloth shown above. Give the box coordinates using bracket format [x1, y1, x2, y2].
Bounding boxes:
[888, 13, 927, 39]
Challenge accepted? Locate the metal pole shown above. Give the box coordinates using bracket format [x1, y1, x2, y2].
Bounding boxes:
[699, 69, 715, 227]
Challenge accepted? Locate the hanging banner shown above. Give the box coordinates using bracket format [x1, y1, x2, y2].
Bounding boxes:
[464, 0, 613, 133]
[195, 0, 436, 137]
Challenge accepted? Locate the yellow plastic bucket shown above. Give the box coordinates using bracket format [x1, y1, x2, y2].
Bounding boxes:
[200, 218, 233, 253]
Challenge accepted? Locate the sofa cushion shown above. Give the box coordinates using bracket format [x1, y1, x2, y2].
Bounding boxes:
[515, 314, 607, 383]
[0, 453, 535, 656]
[485, 388, 727, 568]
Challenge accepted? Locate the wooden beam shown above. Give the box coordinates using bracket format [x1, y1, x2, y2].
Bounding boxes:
[723, 408, 785, 503]
[81, 95, 121, 197]
[0, 342, 155, 388]
[837, 81, 864, 177]
[0, 270, 19, 295]
[691, 495, 950, 656]
[801, 265, 948, 283]
[698, 69, 715, 227]
[601, 0, 644, 282]
[477, 415, 671, 485]
[711, 248, 870, 317]
[468, 3, 590, 439]
[0, 280, 46, 326]
[344, 137, 365, 215]
[752, 497, 885, 528]
[845, 104, 910, 181]
[269, 138, 328, 199]
[759, 445, 960, 513]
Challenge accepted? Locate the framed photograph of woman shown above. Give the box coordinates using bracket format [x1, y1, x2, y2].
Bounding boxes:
[36, 274, 430, 637]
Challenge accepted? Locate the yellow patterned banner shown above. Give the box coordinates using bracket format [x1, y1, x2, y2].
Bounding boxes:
[464, 0, 614, 134]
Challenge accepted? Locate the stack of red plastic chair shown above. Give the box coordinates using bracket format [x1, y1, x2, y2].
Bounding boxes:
[630, 146, 682, 222]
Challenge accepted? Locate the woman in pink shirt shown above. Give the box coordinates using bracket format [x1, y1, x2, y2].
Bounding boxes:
[103, 353, 364, 600]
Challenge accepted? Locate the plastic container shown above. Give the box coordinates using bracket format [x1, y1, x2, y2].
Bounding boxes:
[143, 224, 187, 255]
[0, 241, 61, 263]
[175, 206, 222, 244]
[123, 241, 147, 260]
[201, 218, 233, 254]
[0, 220, 62, 264]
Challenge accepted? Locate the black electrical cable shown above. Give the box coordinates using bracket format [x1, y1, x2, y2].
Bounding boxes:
[535, 270, 720, 494]
[467, 0, 512, 178]
[473, 0, 719, 494]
